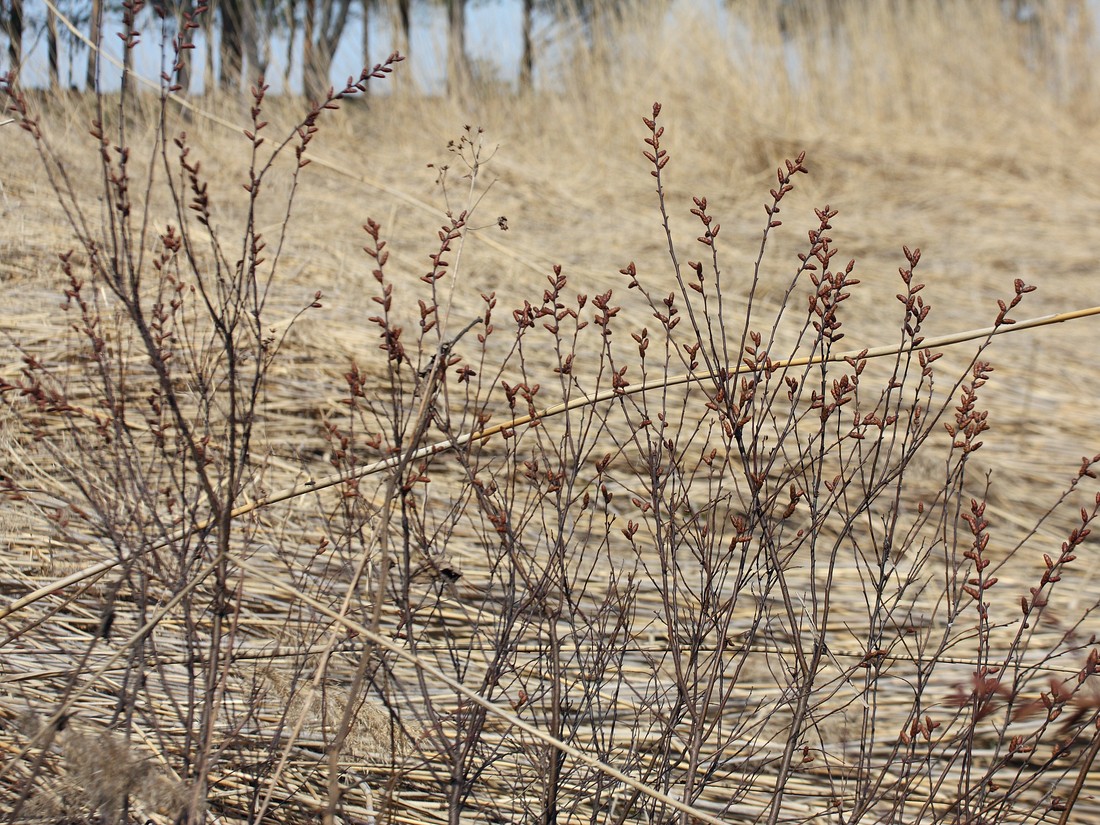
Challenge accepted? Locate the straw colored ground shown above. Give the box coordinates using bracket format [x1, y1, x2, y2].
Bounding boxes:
[3, 1, 1100, 822]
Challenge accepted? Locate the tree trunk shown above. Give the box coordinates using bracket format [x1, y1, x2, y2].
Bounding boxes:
[519, 0, 533, 93]
[303, 0, 352, 103]
[302, 0, 316, 98]
[446, 0, 468, 96]
[396, 0, 409, 47]
[387, 0, 410, 91]
[283, 0, 298, 93]
[220, 0, 244, 92]
[204, 0, 217, 93]
[85, 0, 101, 91]
[590, 0, 605, 63]
[360, 0, 370, 99]
[176, 0, 193, 93]
[242, 1, 270, 84]
[46, 3, 58, 89]
[4, 0, 23, 75]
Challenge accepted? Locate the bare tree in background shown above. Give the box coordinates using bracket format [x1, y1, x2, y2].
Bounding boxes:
[551, 0, 630, 68]
[303, 0, 314, 93]
[519, 0, 532, 91]
[85, 0, 100, 90]
[360, 0, 370, 95]
[172, 0, 194, 93]
[203, 0, 215, 90]
[281, 0, 298, 93]
[302, 0, 353, 101]
[46, 1, 58, 88]
[219, 0, 244, 90]
[445, 0, 468, 94]
[220, 0, 275, 93]
[168, 0, 278, 94]
[2, 0, 23, 78]
[382, 0, 409, 90]
[392, 0, 409, 50]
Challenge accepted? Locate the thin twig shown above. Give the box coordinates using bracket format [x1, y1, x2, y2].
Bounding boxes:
[1058, 726, 1100, 825]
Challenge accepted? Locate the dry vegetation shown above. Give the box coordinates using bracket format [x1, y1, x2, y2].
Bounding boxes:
[3, 1, 1100, 823]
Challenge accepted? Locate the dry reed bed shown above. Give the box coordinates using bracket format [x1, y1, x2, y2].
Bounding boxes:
[4, 158, 1100, 820]
[3, 354, 1100, 822]
[5, 2, 1100, 821]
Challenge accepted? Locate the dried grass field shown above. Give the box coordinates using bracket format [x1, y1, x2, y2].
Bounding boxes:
[3, 2, 1100, 823]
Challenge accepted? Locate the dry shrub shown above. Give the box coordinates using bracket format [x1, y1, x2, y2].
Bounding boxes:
[2, 3, 1100, 825]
